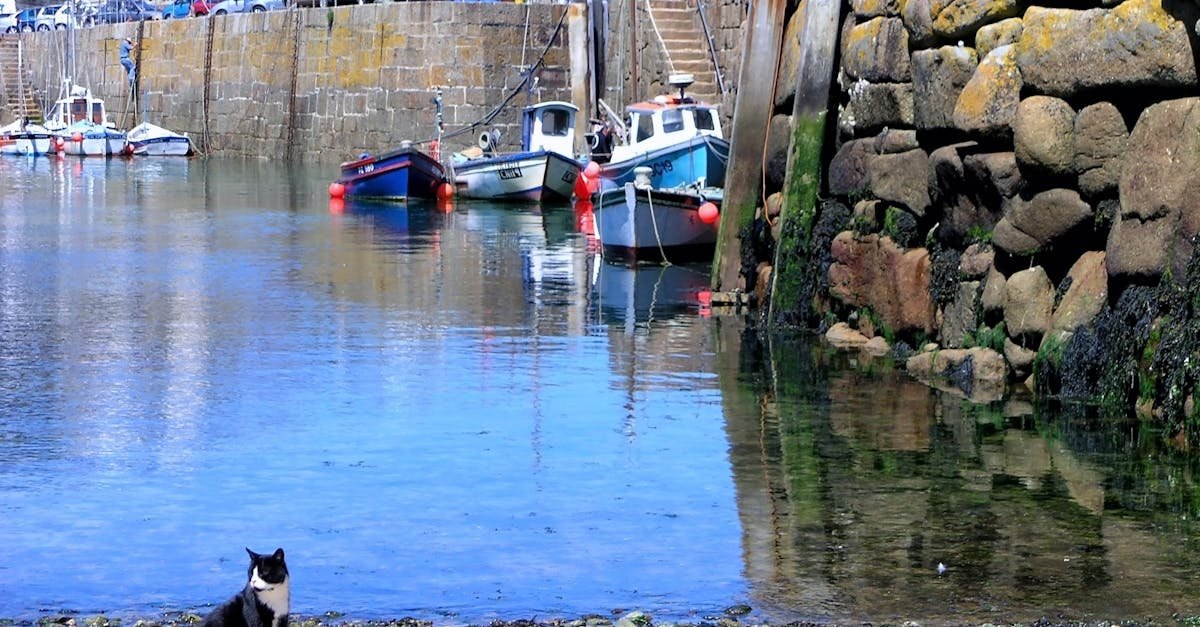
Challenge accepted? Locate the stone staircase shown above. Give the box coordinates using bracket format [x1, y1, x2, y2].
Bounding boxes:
[647, 0, 723, 104]
[0, 37, 44, 123]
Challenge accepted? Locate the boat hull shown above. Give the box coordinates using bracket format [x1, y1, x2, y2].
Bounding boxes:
[593, 183, 720, 264]
[336, 146, 446, 201]
[453, 150, 580, 202]
[0, 132, 53, 156]
[59, 125, 127, 157]
[126, 122, 194, 156]
[598, 135, 729, 191]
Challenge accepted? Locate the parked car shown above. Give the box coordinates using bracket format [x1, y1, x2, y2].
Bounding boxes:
[208, 0, 283, 15]
[191, 0, 214, 14]
[95, 0, 158, 22]
[15, 6, 37, 31]
[0, 11, 15, 32]
[162, 0, 190, 18]
[34, 5, 57, 30]
[54, 2, 96, 28]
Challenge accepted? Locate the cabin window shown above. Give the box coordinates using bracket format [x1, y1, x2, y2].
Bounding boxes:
[71, 99, 86, 122]
[635, 114, 654, 142]
[541, 109, 570, 137]
[91, 103, 103, 124]
[696, 109, 716, 131]
[662, 108, 685, 133]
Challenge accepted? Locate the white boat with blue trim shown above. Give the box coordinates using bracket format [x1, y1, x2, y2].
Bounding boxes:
[593, 167, 722, 264]
[126, 121, 194, 156]
[450, 101, 582, 203]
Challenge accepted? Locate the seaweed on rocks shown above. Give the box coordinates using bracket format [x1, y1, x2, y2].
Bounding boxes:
[929, 243, 962, 308]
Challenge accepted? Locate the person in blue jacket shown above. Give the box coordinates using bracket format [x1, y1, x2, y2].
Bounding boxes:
[119, 37, 135, 83]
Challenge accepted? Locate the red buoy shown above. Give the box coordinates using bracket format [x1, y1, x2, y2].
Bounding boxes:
[573, 173, 590, 199]
[437, 182, 454, 201]
[71, 132, 83, 143]
[698, 201, 719, 224]
[328, 182, 346, 198]
[583, 161, 600, 179]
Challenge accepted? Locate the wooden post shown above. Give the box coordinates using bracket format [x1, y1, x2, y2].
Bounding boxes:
[767, 0, 842, 326]
[711, 0, 786, 293]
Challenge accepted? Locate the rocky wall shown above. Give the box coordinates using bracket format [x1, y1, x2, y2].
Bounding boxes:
[14, 1, 578, 160]
[762, 0, 1200, 437]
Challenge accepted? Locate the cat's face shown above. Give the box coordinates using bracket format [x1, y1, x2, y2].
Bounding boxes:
[246, 548, 288, 586]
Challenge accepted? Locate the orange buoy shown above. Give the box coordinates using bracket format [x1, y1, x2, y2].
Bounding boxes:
[698, 201, 719, 224]
[583, 161, 600, 179]
[71, 132, 83, 143]
[328, 182, 346, 198]
[573, 173, 590, 199]
[436, 182, 454, 201]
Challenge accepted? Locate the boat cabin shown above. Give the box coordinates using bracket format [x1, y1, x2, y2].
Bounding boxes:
[614, 74, 723, 157]
[520, 101, 578, 157]
[44, 84, 109, 131]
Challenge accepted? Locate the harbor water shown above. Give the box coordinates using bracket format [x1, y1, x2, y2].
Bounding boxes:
[0, 157, 1198, 624]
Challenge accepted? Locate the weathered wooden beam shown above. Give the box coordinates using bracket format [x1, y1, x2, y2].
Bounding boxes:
[712, 0, 787, 294]
[767, 0, 841, 327]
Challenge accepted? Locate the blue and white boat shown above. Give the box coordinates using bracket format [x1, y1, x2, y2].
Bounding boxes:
[0, 119, 54, 156]
[126, 121, 193, 156]
[451, 101, 582, 202]
[59, 120, 127, 157]
[597, 74, 729, 192]
[335, 142, 447, 201]
[44, 83, 126, 157]
[593, 167, 722, 264]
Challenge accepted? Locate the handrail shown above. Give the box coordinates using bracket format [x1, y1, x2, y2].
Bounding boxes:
[693, 0, 726, 96]
[643, 0, 675, 75]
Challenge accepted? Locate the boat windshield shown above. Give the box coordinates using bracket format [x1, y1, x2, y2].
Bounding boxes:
[541, 108, 571, 136]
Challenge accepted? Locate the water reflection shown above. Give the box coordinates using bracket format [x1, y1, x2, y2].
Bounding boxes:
[725, 332, 1200, 623]
[2, 157, 1200, 624]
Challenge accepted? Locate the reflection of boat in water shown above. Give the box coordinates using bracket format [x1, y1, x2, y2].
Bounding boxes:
[590, 259, 710, 325]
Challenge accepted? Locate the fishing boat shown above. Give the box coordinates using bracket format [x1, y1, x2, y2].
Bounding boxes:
[592, 167, 722, 264]
[450, 101, 582, 202]
[58, 119, 127, 156]
[0, 119, 54, 156]
[125, 121, 193, 156]
[333, 142, 447, 201]
[596, 73, 729, 192]
[44, 83, 125, 156]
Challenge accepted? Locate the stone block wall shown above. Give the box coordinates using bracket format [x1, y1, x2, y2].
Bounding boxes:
[760, 0, 1200, 431]
[16, 1, 579, 160]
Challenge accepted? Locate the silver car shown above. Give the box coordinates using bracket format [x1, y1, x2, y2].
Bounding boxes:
[208, 0, 284, 15]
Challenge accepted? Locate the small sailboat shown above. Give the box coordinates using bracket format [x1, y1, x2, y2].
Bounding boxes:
[125, 121, 193, 156]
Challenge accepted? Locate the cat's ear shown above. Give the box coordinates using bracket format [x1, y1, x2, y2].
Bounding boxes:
[246, 547, 260, 560]
[272, 548, 285, 561]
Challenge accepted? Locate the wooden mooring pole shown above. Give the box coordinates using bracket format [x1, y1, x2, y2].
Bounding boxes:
[711, 0, 786, 296]
[768, 0, 841, 326]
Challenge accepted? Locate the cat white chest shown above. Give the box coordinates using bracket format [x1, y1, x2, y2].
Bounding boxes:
[250, 566, 290, 627]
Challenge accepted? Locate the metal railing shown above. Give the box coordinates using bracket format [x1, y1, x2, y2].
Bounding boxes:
[693, 0, 725, 95]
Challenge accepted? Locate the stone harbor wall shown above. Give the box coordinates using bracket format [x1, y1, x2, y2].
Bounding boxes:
[12, 1, 580, 160]
[755, 0, 1200, 438]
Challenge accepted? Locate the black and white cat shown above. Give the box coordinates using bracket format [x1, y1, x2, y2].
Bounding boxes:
[201, 548, 290, 627]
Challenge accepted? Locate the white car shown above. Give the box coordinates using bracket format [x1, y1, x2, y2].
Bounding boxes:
[53, 2, 96, 28]
[208, 0, 284, 15]
[0, 12, 16, 32]
[34, 5, 57, 30]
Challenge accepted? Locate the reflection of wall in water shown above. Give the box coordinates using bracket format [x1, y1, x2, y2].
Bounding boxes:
[719, 333, 1200, 621]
